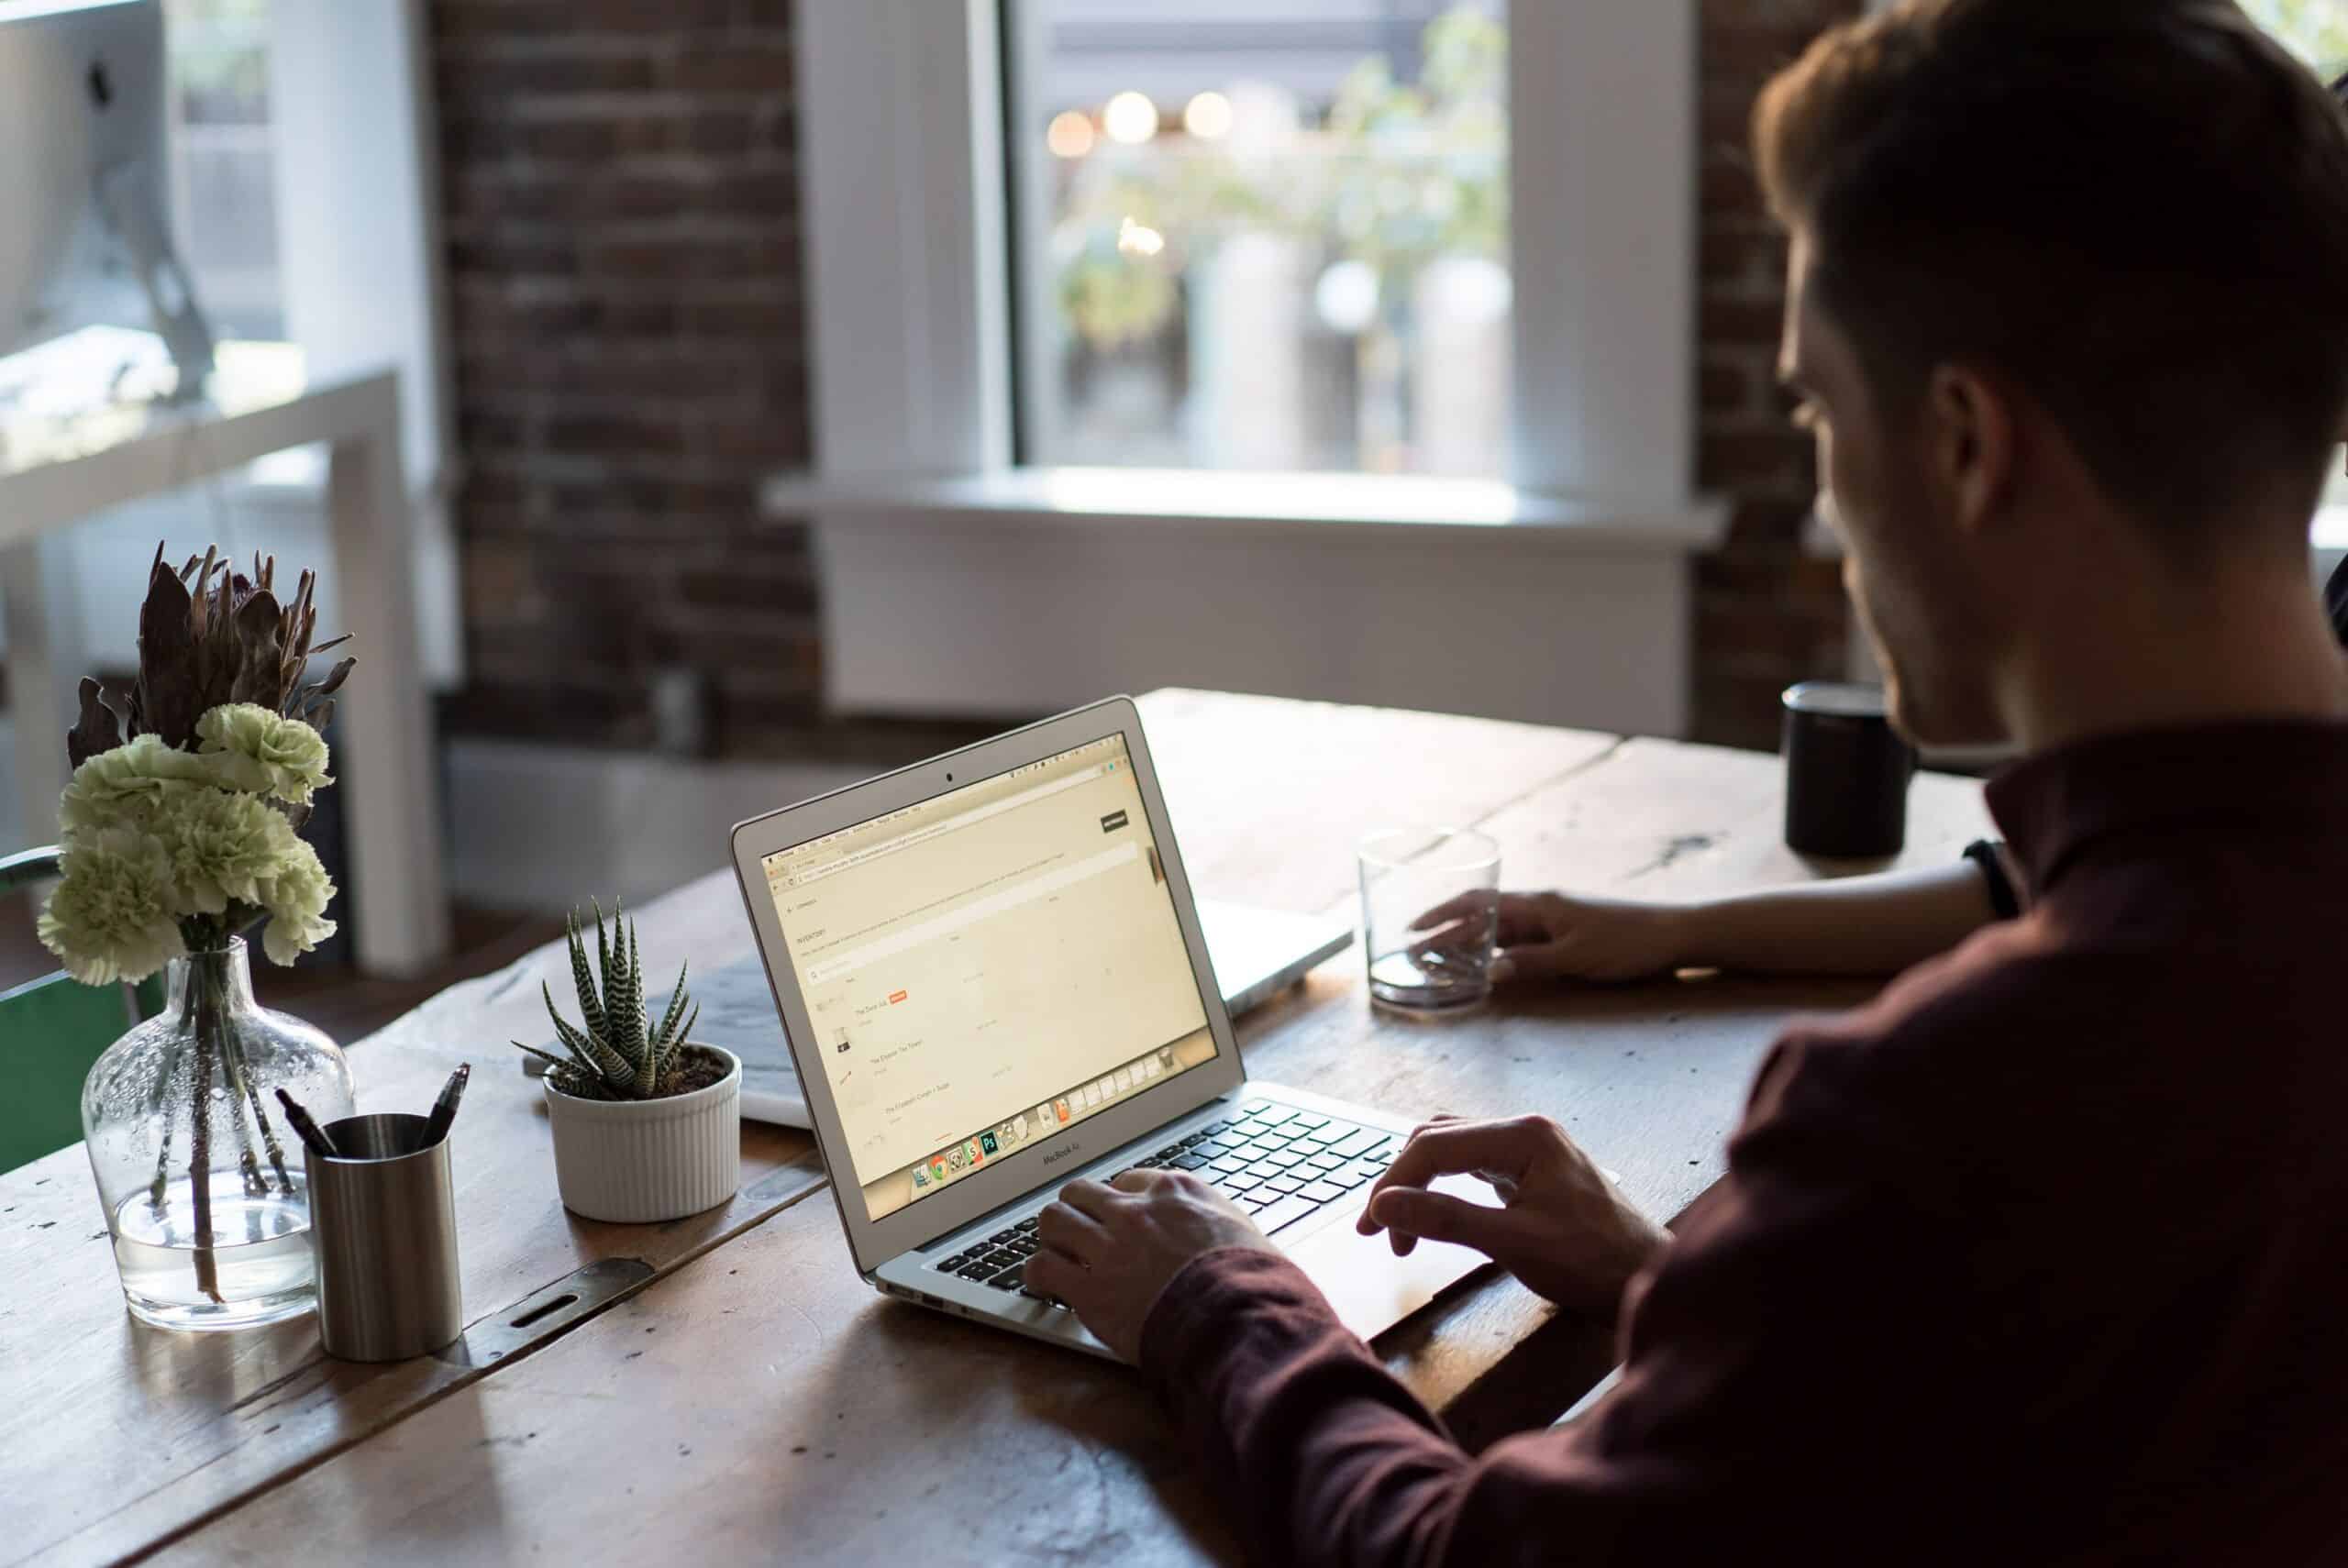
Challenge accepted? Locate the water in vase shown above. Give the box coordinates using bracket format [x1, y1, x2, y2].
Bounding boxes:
[110, 1173, 316, 1331]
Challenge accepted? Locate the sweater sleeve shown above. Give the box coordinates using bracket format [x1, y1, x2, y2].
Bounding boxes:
[1137, 1036, 1958, 1567]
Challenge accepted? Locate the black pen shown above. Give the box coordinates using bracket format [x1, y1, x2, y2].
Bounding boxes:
[423, 1064, 471, 1146]
[274, 1088, 339, 1158]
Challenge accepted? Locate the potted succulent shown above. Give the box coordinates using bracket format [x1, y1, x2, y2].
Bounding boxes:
[514, 903, 739, 1222]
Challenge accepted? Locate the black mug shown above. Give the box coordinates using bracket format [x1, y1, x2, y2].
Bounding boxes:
[1781, 682, 1916, 858]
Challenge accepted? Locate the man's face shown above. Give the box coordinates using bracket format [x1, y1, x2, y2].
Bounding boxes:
[1780, 236, 2008, 748]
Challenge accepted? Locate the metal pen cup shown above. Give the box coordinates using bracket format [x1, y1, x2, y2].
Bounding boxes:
[305, 1112, 462, 1362]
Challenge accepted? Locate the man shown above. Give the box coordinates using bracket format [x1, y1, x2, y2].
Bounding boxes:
[1023, 2, 2348, 1561]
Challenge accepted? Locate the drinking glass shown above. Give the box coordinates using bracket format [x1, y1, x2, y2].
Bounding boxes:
[1357, 827, 1501, 1014]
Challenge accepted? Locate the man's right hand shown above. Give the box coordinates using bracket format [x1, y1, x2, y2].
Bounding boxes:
[1358, 1115, 1668, 1324]
[1412, 890, 1690, 985]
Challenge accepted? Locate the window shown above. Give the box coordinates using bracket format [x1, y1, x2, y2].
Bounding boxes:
[1006, 2, 1510, 478]
[792, 2, 1707, 734]
[2242, 0, 2348, 76]
[162, 0, 282, 340]
[2242, 1, 2348, 515]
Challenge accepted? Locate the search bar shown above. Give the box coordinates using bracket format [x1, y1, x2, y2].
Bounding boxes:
[778, 763, 1113, 889]
[804, 842, 1139, 984]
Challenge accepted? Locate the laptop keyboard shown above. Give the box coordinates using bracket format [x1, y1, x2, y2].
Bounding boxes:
[927, 1099, 1400, 1312]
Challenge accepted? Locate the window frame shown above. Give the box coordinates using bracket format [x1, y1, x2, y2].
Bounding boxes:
[795, 0, 1704, 513]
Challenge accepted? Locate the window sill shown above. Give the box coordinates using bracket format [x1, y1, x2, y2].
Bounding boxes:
[770, 466, 1714, 735]
[760, 467, 1727, 554]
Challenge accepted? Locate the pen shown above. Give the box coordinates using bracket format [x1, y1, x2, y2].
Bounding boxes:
[423, 1063, 471, 1147]
[274, 1088, 339, 1159]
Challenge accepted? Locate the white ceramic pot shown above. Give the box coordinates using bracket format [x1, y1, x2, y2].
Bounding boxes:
[542, 1045, 742, 1223]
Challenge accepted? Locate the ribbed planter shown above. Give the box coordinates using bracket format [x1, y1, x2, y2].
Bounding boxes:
[543, 1045, 742, 1223]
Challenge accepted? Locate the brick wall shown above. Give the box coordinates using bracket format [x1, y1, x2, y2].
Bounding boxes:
[430, 0, 817, 754]
[1691, 0, 1864, 750]
[428, 0, 1857, 756]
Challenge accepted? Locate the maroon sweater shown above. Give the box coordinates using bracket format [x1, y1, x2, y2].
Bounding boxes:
[1142, 721, 2348, 1566]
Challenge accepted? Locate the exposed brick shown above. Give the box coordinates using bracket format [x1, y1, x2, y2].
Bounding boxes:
[1700, 354, 1760, 418]
[1700, 429, 1811, 491]
[1699, 293, 1789, 351]
[662, 44, 795, 94]
[1688, 0, 1864, 747]
[435, 0, 1855, 755]
[674, 564, 819, 618]
[433, 52, 658, 100]
[436, 0, 814, 750]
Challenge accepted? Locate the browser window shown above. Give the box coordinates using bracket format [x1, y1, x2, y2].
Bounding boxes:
[762, 736, 1215, 1221]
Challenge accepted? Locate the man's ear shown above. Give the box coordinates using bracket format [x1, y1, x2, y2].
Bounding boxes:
[1925, 364, 2014, 535]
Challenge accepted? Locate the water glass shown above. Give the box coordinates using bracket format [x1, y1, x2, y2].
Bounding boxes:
[1357, 827, 1501, 1014]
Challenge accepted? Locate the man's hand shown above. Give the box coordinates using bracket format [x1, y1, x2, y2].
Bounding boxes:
[1358, 1115, 1668, 1323]
[1026, 1170, 1279, 1362]
[1413, 890, 1689, 985]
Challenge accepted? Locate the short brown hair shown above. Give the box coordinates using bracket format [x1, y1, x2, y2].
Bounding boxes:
[1755, 0, 2348, 542]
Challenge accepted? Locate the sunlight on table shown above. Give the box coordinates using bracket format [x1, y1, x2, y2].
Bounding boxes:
[0, 326, 308, 478]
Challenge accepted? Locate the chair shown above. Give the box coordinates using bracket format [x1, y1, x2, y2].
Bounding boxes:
[2, 848, 167, 1175]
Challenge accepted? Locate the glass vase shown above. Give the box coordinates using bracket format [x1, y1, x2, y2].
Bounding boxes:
[80, 940, 354, 1331]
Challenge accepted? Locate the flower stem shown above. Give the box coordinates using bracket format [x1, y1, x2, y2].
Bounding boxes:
[148, 1032, 184, 1211]
[224, 1030, 294, 1195]
[223, 1039, 268, 1199]
[187, 962, 224, 1304]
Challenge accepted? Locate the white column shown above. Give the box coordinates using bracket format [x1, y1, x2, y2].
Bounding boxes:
[1413, 257, 1512, 478]
[266, 0, 462, 690]
[799, 0, 1013, 477]
[1509, 1, 1697, 501]
[326, 381, 450, 975]
[0, 536, 86, 848]
[1191, 235, 1310, 471]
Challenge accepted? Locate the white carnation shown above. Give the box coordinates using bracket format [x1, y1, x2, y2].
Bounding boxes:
[257, 837, 338, 966]
[36, 828, 187, 985]
[195, 704, 332, 806]
[151, 787, 303, 915]
[59, 734, 238, 834]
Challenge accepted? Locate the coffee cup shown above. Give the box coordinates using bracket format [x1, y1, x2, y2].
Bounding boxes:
[1781, 681, 1915, 859]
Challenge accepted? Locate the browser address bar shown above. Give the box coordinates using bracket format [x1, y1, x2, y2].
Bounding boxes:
[778, 763, 1113, 889]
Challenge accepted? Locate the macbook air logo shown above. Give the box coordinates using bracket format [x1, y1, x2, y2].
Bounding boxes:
[1041, 1141, 1081, 1168]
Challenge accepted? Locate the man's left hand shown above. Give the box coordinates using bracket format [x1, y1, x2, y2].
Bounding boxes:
[1025, 1170, 1279, 1362]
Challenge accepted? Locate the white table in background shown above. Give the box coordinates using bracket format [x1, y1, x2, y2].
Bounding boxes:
[0, 340, 449, 976]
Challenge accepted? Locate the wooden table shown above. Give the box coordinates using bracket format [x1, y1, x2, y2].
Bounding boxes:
[0, 690, 1994, 1566]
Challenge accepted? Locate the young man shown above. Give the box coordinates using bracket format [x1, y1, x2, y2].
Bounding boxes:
[1024, 3, 2348, 1561]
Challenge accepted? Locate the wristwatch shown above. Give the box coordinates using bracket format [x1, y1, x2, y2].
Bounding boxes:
[1964, 839, 2021, 921]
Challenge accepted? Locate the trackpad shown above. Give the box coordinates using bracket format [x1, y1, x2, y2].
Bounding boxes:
[1284, 1176, 1493, 1342]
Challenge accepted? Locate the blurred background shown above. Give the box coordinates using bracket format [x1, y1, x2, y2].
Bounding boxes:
[4, 0, 2345, 1026]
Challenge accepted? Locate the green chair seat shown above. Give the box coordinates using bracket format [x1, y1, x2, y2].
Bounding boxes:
[2, 848, 166, 1175]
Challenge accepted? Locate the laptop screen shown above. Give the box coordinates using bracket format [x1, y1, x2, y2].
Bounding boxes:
[760, 735, 1217, 1222]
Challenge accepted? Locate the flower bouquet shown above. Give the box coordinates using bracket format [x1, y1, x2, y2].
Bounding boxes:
[44, 544, 361, 1329]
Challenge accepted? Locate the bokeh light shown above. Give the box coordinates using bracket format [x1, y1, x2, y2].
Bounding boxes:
[1182, 91, 1235, 139]
[1102, 91, 1160, 145]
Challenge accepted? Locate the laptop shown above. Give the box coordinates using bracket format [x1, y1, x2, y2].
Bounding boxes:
[728, 696, 1489, 1357]
[516, 904, 1346, 1131]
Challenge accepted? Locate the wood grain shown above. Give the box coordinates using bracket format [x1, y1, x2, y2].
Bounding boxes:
[0, 878, 825, 1568]
[171, 715, 1996, 1565]
[1136, 688, 1622, 914]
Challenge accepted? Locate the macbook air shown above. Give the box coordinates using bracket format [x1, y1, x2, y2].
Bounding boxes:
[728, 696, 1487, 1357]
